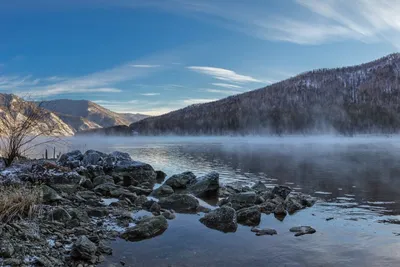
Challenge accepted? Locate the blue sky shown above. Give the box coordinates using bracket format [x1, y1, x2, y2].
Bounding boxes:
[0, 0, 398, 115]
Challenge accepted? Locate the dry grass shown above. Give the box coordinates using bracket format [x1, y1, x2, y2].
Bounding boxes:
[0, 185, 42, 223]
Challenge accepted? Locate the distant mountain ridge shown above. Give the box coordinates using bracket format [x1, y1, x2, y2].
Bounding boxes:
[124, 53, 400, 135]
[0, 94, 75, 136]
[40, 99, 149, 133]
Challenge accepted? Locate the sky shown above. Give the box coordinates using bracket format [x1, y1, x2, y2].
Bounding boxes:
[0, 0, 398, 115]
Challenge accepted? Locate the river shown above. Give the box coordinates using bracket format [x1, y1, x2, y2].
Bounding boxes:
[66, 136, 400, 267]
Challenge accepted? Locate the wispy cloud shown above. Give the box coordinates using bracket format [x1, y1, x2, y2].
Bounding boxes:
[0, 60, 164, 97]
[125, 0, 400, 47]
[212, 83, 242, 89]
[187, 66, 262, 83]
[141, 93, 160, 96]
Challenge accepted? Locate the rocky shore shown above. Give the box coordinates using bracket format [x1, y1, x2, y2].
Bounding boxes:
[0, 150, 318, 266]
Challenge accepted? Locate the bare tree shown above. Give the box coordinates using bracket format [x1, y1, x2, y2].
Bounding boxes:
[0, 94, 69, 167]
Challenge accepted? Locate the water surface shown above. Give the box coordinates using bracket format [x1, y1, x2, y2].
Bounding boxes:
[67, 136, 400, 267]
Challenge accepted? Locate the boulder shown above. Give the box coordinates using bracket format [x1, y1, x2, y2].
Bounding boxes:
[290, 226, 316, 237]
[258, 201, 277, 214]
[57, 150, 83, 167]
[93, 175, 115, 187]
[71, 235, 97, 262]
[127, 185, 152, 196]
[156, 170, 167, 183]
[48, 208, 71, 222]
[134, 195, 148, 207]
[41, 185, 63, 203]
[165, 171, 196, 189]
[121, 215, 168, 242]
[272, 185, 292, 200]
[80, 178, 94, 190]
[93, 183, 118, 196]
[87, 207, 108, 217]
[189, 171, 219, 197]
[251, 181, 268, 192]
[237, 206, 261, 226]
[161, 210, 176, 220]
[151, 184, 174, 198]
[199, 206, 237, 233]
[227, 191, 257, 210]
[114, 161, 157, 185]
[273, 203, 287, 216]
[158, 194, 199, 213]
[82, 150, 106, 166]
[86, 165, 105, 179]
[285, 193, 316, 214]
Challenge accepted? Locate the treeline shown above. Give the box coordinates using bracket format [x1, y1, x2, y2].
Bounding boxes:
[127, 53, 400, 136]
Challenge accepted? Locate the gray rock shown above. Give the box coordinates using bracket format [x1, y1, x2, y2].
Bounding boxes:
[80, 178, 94, 189]
[0, 240, 14, 258]
[2, 258, 22, 266]
[285, 193, 316, 214]
[94, 183, 117, 196]
[134, 195, 148, 207]
[121, 215, 168, 241]
[71, 235, 97, 261]
[156, 170, 167, 182]
[69, 208, 90, 223]
[228, 191, 257, 210]
[98, 241, 112, 255]
[82, 150, 105, 166]
[127, 186, 152, 196]
[165, 171, 196, 189]
[58, 150, 83, 167]
[151, 184, 174, 198]
[259, 201, 277, 214]
[48, 208, 71, 222]
[161, 210, 176, 220]
[87, 207, 108, 217]
[290, 226, 316, 236]
[251, 181, 268, 192]
[41, 185, 63, 203]
[237, 206, 261, 226]
[150, 202, 161, 213]
[93, 175, 115, 187]
[86, 165, 105, 179]
[199, 206, 237, 233]
[189, 171, 219, 197]
[158, 194, 199, 213]
[273, 203, 287, 216]
[272, 185, 292, 200]
[114, 161, 157, 185]
[252, 227, 277, 236]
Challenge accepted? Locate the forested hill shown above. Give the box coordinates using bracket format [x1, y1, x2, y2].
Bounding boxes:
[129, 53, 400, 135]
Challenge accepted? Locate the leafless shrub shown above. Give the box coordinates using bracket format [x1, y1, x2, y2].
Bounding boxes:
[0, 94, 70, 166]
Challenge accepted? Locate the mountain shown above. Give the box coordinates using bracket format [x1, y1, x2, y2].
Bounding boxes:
[39, 99, 149, 132]
[128, 53, 400, 135]
[0, 94, 74, 136]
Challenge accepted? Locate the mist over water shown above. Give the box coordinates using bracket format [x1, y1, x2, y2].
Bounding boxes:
[62, 135, 400, 267]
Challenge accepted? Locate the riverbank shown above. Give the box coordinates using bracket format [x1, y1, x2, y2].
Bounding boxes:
[0, 149, 320, 266]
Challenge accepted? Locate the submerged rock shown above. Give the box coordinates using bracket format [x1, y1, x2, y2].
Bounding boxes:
[189, 171, 219, 197]
[121, 215, 168, 242]
[290, 226, 316, 237]
[237, 206, 261, 226]
[199, 206, 237, 233]
[165, 171, 196, 189]
[158, 194, 199, 213]
[251, 227, 277, 236]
